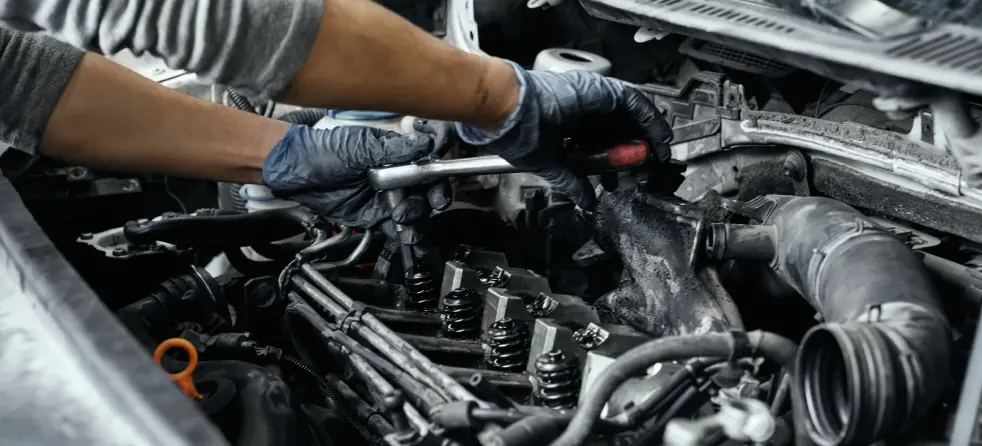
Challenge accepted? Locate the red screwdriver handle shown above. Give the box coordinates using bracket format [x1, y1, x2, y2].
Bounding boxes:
[566, 140, 652, 174]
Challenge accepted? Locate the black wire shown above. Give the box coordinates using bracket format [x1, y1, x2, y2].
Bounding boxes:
[280, 354, 385, 445]
[163, 176, 188, 214]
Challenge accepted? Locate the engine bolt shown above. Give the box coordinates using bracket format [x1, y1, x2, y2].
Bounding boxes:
[534, 350, 581, 409]
[484, 318, 530, 372]
[478, 266, 510, 288]
[439, 288, 482, 339]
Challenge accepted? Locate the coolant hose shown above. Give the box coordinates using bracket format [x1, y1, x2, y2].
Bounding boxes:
[707, 196, 951, 445]
[550, 330, 798, 446]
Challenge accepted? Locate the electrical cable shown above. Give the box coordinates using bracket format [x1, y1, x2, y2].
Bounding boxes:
[278, 353, 384, 445]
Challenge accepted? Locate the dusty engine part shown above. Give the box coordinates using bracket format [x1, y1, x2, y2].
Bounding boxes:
[484, 317, 532, 372]
[533, 350, 581, 409]
[593, 187, 743, 336]
[439, 288, 483, 339]
[441, 262, 551, 298]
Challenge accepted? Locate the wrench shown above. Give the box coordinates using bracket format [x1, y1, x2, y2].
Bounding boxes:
[367, 141, 653, 191]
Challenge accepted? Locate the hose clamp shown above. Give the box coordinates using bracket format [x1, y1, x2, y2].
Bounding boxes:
[340, 302, 368, 332]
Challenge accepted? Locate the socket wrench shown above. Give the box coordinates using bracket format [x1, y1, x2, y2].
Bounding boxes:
[367, 141, 653, 191]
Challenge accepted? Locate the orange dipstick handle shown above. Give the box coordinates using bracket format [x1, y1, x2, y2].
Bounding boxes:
[153, 338, 203, 400]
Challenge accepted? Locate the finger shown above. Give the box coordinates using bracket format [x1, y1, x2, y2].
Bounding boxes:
[381, 220, 425, 245]
[536, 166, 598, 211]
[621, 88, 674, 161]
[379, 132, 435, 165]
[337, 191, 391, 229]
[392, 194, 433, 225]
[426, 180, 453, 211]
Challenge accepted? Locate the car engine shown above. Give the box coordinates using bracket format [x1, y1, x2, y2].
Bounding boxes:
[3, 1, 982, 445]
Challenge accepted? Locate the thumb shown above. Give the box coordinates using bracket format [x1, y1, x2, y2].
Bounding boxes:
[536, 166, 598, 211]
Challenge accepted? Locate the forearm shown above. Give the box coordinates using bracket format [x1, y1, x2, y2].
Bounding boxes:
[3, 0, 519, 127]
[41, 54, 290, 184]
[281, 0, 520, 128]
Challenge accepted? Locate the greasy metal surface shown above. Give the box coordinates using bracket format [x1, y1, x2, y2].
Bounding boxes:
[593, 188, 741, 336]
[368, 156, 521, 190]
[810, 158, 982, 244]
[672, 108, 982, 222]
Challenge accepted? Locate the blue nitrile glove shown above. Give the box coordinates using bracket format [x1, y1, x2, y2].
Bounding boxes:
[262, 125, 452, 243]
[456, 63, 673, 211]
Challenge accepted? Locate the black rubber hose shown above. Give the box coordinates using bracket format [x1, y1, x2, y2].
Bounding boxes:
[489, 414, 572, 446]
[550, 330, 797, 446]
[224, 246, 291, 277]
[123, 208, 319, 247]
[280, 353, 384, 445]
[117, 267, 229, 343]
[709, 196, 951, 445]
[279, 108, 326, 126]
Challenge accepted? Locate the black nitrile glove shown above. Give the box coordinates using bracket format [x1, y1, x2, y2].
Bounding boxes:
[456, 63, 673, 211]
[262, 125, 452, 240]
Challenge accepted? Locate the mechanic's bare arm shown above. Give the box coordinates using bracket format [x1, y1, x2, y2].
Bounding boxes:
[42, 52, 289, 184]
[279, 0, 519, 128]
[0, 0, 520, 128]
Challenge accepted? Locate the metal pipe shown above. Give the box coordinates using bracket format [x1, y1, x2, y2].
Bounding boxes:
[442, 367, 533, 390]
[334, 376, 396, 436]
[368, 306, 442, 325]
[299, 227, 351, 260]
[920, 252, 982, 306]
[705, 223, 777, 261]
[312, 229, 375, 271]
[368, 156, 520, 190]
[331, 332, 446, 411]
[300, 264, 482, 404]
[401, 334, 484, 356]
[348, 349, 398, 403]
[347, 352, 415, 435]
[290, 282, 456, 402]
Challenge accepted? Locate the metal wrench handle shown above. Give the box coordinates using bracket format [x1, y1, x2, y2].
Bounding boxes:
[368, 156, 521, 191]
[367, 140, 652, 191]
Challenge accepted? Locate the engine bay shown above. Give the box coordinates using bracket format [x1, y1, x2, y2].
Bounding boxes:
[3, 1, 982, 445]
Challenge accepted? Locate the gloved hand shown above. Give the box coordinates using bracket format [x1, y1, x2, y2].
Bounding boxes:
[262, 125, 452, 241]
[456, 63, 673, 211]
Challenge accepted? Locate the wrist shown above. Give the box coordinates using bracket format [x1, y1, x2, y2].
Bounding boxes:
[471, 58, 521, 132]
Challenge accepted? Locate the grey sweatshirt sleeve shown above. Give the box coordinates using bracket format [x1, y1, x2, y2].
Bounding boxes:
[0, 30, 83, 154]
[0, 0, 325, 101]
